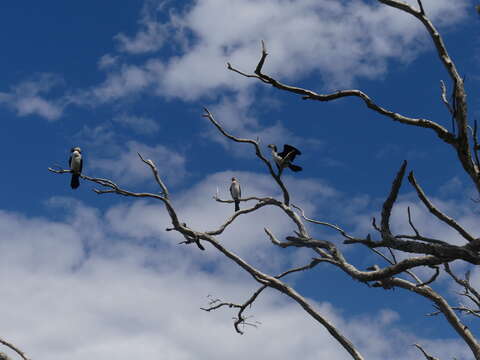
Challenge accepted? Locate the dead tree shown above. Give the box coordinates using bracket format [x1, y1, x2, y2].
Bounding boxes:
[48, 1, 479, 360]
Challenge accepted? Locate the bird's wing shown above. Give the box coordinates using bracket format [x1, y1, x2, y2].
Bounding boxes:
[79, 157, 83, 174]
[279, 144, 301, 162]
[230, 182, 241, 199]
[68, 155, 72, 168]
[278, 144, 301, 162]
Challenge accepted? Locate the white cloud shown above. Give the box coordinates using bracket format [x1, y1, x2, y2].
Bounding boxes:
[0, 192, 474, 360]
[92, 64, 154, 103]
[0, 74, 65, 120]
[3, 0, 469, 123]
[89, 140, 186, 186]
[87, 0, 469, 103]
[98, 54, 120, 69]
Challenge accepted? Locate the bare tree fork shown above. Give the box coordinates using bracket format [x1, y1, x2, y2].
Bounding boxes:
[414, 343, 440, 360]
[49, 163, 364, 360]
[203, 108, 292, 205]
[408, 172, 476, 243]
[0, 337, 30, 360]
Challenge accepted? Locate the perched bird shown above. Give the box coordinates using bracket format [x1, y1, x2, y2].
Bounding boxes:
[69, 147, 83, 189]
[267, 144, 302, 173]
[229, 177, 241, 212]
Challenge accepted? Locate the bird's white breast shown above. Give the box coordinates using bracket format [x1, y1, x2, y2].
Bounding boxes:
[71, 152, 82, 172]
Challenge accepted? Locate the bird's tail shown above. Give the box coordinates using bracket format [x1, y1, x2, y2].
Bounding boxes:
[234, 200, 240, 212]
[289, 164, 302, 172]
[71, 174, 80, 189]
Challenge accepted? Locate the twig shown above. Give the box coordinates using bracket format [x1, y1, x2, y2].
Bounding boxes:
[137, 153, 169, 197]
[380, 160, 407, 237]
[416, 266, 440, 287]
[291, 204, 356, 241]
[414, 343, 439, 360]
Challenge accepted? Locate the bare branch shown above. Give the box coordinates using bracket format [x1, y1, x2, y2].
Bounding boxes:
[275, 259, 322, 279]
[47, 167, 71, 174]
[407, 206, 420, 237]
[227, 44, 455, 146]
[206, 198, 277, 236]
[291, 204, 357, 241]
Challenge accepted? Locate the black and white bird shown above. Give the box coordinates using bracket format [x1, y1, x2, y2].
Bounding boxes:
[69, 147, 83, 189]
[267, 144, 302, 173]
[229, 177, 241, 212]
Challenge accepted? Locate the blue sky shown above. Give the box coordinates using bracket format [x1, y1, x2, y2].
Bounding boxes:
[1, 0, 479, 359]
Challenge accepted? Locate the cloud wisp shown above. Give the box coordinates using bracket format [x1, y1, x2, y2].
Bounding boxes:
[0, 73, 66, 121]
